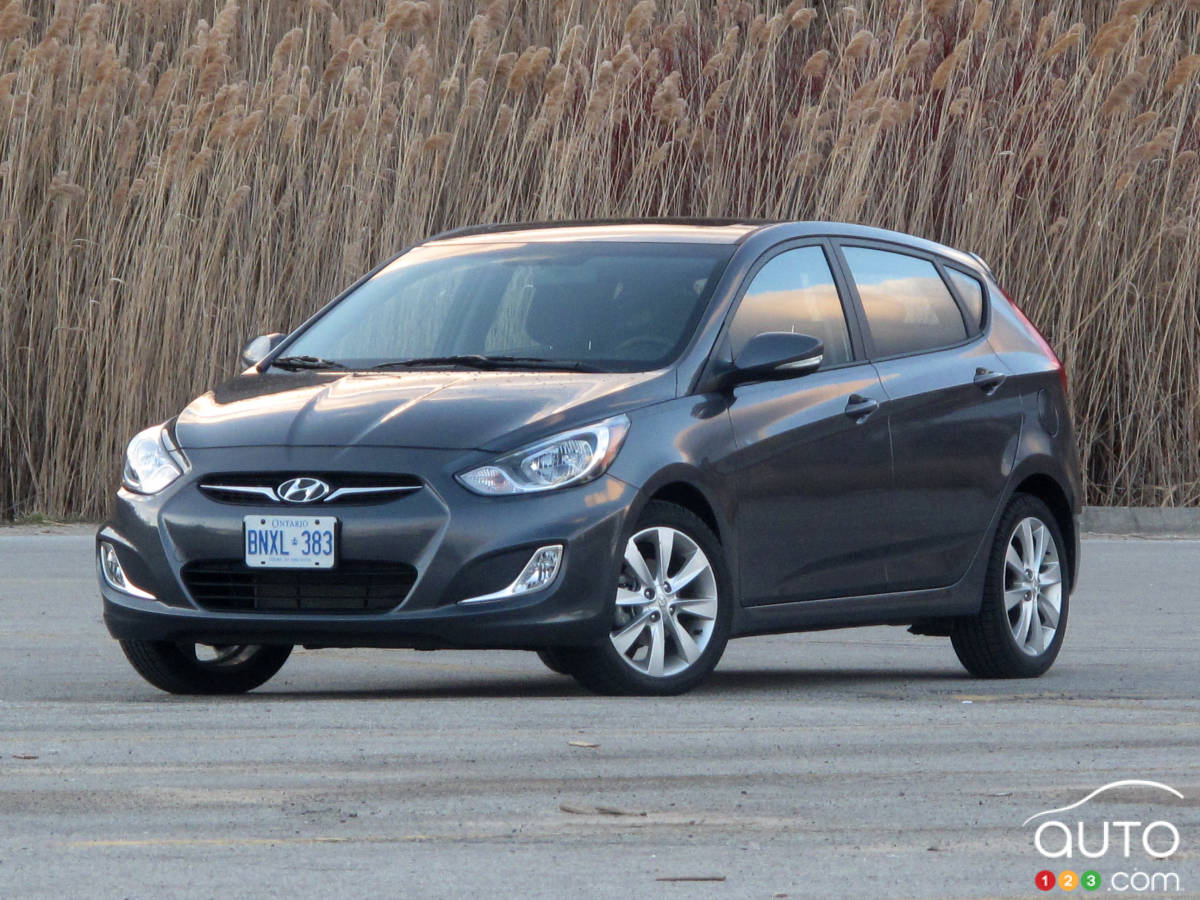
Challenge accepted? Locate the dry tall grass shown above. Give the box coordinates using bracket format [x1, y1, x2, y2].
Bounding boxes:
[1, 0, 1198, 518]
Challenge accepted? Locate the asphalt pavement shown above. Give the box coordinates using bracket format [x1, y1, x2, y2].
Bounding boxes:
[0, 531, 1197, 899]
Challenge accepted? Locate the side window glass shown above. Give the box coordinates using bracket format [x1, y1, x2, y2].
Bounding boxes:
[842, 247, 968, 357]
[946, 268, 985, 330]
[729, 246, 853, 366]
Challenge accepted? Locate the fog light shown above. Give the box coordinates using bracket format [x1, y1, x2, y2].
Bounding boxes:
[458, 544, 563, 605]
[101, 543, 127, 588]
[514, 546, 562, 593]
[98, 543, 156, 600]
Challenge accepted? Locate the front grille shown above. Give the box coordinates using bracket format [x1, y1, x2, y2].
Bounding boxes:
[182, 560, 417, 613]
[199, 472, 423, 506]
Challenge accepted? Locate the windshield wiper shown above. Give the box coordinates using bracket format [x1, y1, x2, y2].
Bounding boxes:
[268, 355, 347, 371]
[371, 355, 606, 373]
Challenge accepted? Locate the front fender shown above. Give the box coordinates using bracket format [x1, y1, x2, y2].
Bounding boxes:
[609, 396, 741, 594]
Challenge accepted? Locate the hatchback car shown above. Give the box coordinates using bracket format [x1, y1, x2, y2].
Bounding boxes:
[99, 219, 1081, 695]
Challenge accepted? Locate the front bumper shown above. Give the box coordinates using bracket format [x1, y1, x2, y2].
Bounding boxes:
[99, 446, 634, 649]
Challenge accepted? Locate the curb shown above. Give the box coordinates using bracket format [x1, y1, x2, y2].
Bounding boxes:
[0, 523, 97, 536]
[1081, 506, 1200, 537]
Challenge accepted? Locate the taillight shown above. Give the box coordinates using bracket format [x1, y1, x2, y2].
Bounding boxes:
[1001, 288, 1068, 396]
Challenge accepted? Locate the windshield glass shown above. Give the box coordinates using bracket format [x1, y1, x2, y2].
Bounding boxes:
[281, 241, 734, 372]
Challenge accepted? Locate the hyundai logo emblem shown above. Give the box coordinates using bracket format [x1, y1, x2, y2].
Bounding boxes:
[276, 477, 332, 503]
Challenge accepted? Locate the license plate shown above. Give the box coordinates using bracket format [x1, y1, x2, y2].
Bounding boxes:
[244, 515, 338, 569]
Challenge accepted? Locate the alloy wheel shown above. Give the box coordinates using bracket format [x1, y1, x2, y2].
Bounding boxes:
[189, 644, 261, 668]
[1004, 516, 1063, 656]
[609, 526, 719, 677]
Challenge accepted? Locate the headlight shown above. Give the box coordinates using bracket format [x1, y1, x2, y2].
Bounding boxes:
[122, 424, 186, 494]
[457, 415, 631, 495]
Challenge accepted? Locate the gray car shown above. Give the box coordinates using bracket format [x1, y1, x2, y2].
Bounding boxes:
[99, 219, 1081, 695]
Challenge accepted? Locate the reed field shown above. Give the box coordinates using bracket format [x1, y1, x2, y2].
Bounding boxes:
[0, 0, 1198, 518]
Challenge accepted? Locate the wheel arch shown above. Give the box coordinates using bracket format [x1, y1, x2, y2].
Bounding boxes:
[1010, 471, 1079, 589]
[624, 463, 733, 542]
[629, 468, 739, 603]
[647, 480, 723, 545]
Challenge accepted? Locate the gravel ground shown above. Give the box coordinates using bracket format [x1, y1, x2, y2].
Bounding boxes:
[0, 533, 1197, 899]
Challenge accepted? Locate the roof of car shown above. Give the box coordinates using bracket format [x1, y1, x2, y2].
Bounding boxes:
[420, 219, 986, 274]
[424, 219, 765, 245]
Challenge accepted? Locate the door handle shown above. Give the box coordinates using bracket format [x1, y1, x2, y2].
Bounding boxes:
[844, 394, 879, 423]
[973, 368, 1007, 395]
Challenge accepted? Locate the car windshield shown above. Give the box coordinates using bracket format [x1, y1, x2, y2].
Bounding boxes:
[280, 240, 734, 372]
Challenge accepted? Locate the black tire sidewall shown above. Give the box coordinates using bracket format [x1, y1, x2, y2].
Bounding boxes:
[121, 640, 292, 694]
[535, 648, 572, 675]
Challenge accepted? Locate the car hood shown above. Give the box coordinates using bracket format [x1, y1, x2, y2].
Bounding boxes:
[174, 369, 673, 451]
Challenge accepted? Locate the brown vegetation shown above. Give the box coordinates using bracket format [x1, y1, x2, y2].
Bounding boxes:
[1, 0, 1198, 518]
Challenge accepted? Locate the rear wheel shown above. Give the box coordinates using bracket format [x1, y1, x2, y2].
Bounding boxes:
[120, 640, 292, 694]
[951, 494, 1069, 678]
[563, 501, 732, 695]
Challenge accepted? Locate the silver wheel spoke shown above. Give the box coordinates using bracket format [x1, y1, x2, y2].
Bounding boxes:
[666, 612, 702, 663]
[1027, 606, 1044, 653]
[673, 596, 718, 621]
[1033, 523, 1049, 570]
[1005, 543, 1024, 575]
[670, 549, 709, 592]
[610, 613, 650, 655]
[1012, 601, 1032, 647]
[646, 619, 666, 676]
[1038, 562, 1062, 588]
[1018, 519, 1035, 567]
[656, 528, 675, 583]
[616, 587, 646, 607]
[1038, 596, 1061, 629]
[623, 542, 655, 589]
[1004, 588, 1025, 611]
[193, 644, 258, 667]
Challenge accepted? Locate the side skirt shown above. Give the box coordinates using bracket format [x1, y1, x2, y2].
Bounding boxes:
[730, 526, 993, 638]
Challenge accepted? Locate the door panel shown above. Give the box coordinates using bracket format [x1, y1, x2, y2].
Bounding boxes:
[833, 241, 1022, 592]
[728, 364, 892, 604]
[874, 341, 1021, 590]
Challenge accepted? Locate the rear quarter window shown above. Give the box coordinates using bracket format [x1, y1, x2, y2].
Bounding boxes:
[945, 268, 986, 330]
[841, 246, 968, 358]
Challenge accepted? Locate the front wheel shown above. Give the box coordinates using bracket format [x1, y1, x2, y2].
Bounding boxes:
[951, 494, 1070, 678]
[120, 640, 292, 694]
[563, 501, 733, 695]
[535, 648, 573, 675]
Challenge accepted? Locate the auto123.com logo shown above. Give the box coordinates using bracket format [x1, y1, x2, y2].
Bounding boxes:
[1025, 780, 1184, 894]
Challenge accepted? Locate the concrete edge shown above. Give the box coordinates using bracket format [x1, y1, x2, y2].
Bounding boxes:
[0, 523, 97, 536]
[1081, 506, 1200, 538]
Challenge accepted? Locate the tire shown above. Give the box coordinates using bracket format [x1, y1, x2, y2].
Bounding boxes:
[951, 494, 1070, 678]
[563, 501, 733, 696]
[535, 648, 573, 675]
[120, 640, 292, 694]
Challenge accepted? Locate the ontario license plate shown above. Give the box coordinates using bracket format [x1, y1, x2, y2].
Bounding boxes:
[243, 515, 338, 569]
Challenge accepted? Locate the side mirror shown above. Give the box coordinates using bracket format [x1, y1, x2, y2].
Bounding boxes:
[727, 332, 824, 386]
[240, 333, 286, 369]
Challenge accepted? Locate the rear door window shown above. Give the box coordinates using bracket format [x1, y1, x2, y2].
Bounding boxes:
[841, 246, 968, 357]
[729, 245, 854, 366]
